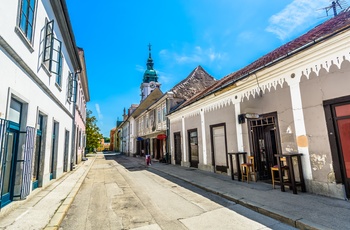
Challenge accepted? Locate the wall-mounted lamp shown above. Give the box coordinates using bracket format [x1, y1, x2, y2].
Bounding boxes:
[238, 113, 260, 124]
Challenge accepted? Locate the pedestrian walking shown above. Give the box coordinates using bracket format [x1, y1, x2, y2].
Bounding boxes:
[145, 154, 151, 166]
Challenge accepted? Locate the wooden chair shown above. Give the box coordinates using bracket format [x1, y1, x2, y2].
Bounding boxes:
[271, 157, 289, 189]
[241, 156, 257, 183]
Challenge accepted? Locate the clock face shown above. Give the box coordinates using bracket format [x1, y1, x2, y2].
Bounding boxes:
[150, 82, 156, 89]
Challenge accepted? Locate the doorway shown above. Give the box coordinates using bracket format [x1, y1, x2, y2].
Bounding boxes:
[63, 130, 69, 172]
[188, 129, 199, 168]
[174, 132, 182, 165]
[248, 113, 281, 180]
[210, 124, 228, 173]
[324, 97, 350, 198]
[33, 114, 44, 189]
[1, 98, 22, 208]
[1, 126, 19, 207]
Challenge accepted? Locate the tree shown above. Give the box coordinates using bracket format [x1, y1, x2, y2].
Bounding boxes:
[86, 109, 103, 152]
[104, 137, 110, 143]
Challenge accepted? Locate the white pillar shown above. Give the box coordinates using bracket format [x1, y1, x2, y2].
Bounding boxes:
[235, 103, 244, 152]
[200, 109, 207, 164]
[289, 82, 313, 180]
[181, 116, 187, 162]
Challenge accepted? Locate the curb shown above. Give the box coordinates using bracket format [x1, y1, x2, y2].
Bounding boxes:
[44, 155, 97, 230]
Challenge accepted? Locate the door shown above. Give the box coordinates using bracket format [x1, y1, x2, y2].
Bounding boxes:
[50, 121, 58, 180]
[174, 132, 182, 165]
[33, 114, 43, 189]
[188, 129, 199, 168]
[249, 114, 281, 180]
[1, 98, 22, 207]
[63, 130, 69, 172]
[211, 125, 228, 173]
[1, 128, 19, 207]
[325, 99, 350, 198]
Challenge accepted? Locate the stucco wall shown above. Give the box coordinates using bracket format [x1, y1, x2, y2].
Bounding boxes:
[240, 81, 294, 154]
[299, 61, 350, 198]
[204, 104, 236, 166]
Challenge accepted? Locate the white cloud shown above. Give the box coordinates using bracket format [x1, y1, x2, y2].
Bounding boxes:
[266, 0, 329, 40]
[160, 46, 224, 64]
[95, 103, 103, 120]
[159, 49, 168, 56]
[135, 65, 144, 72]
[158, 73, 172, 85]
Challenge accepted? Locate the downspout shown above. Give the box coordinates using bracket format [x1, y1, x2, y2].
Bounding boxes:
[166, 96, 171, 163]
[127, 120, 130, 156]
[70, 70, 80, 170]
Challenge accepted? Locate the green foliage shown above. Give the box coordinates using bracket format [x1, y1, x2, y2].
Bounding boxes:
[86, 109, 103, 152]
[104, 137, 110, 142]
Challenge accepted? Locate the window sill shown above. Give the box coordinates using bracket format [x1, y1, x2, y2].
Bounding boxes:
[55, 82, 62, 91]
[14, 26, 34, 53]
[41, 63, 51, 77]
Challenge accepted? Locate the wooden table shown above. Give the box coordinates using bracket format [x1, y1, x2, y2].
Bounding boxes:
[228, 152, 247, 181]
[275, 153, 306, 194]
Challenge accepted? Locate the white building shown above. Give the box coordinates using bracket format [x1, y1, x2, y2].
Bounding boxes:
[0, 0, 86, 209]
[167, 10, 350, 199]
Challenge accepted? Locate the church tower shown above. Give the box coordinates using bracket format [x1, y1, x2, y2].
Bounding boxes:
[140, 43, 160, 101]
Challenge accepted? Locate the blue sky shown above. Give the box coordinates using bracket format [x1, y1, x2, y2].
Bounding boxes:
[66, 0, 337, 137]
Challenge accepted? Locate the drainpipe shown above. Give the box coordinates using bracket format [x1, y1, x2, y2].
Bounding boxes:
[127, 120, 130, 156]
[70, 70, 80, 171]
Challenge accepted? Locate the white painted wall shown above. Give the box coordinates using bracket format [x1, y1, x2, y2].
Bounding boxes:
[0, 0, 80, 189]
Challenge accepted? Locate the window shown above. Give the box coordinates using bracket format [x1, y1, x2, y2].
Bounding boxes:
[9, 98, 22, 124]
[162, 105, 166, 121]
[157, 108, 161, 123]
[19, 0, 36, 42]
[55, 53, 63, 86]
[42, 20, 62, 77]
[66, 72, 77, 103]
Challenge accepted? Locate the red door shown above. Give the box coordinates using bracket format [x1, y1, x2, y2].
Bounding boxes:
[334, 103, 350, 197]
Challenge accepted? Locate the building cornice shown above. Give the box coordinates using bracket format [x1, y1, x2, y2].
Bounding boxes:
[50, 0, 81, 71]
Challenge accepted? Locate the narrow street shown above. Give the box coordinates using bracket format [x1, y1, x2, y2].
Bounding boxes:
[59, 154, 295, 230]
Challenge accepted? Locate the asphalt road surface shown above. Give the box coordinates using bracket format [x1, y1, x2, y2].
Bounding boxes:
[59, 154, 296, 230]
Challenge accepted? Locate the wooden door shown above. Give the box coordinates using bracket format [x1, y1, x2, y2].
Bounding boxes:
[174, 132, 182, 165]
[188, 129, 199, 168]
[325, 99, 350, 198]
[211, 125, 228, 173]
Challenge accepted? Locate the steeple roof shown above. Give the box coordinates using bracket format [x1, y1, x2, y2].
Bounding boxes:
[143, 43, 158, 83]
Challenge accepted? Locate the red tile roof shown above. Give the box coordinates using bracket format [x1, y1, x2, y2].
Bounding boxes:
[175, 10, 350, 111]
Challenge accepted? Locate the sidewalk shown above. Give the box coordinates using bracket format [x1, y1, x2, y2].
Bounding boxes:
[0, 155, 96, 230]
[1, 153, 349, 230]
[143, 158, 350, 230]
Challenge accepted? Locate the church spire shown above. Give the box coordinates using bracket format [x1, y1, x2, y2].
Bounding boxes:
[143, 43, 157, 83]
[140, 43, 160, 101]
[146, 43, 154, 70]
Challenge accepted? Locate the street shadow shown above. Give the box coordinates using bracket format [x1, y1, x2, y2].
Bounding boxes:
[104, 153, 149, 171]
[102, 154, 295, 229]
[145, 167, 295, 230]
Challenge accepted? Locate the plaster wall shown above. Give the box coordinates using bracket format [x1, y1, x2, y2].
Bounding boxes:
[0, 51, 74, 187]
[204, 104, 236, 166]
[240, 81, 294, 154]
[299, 61, 350, 198]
